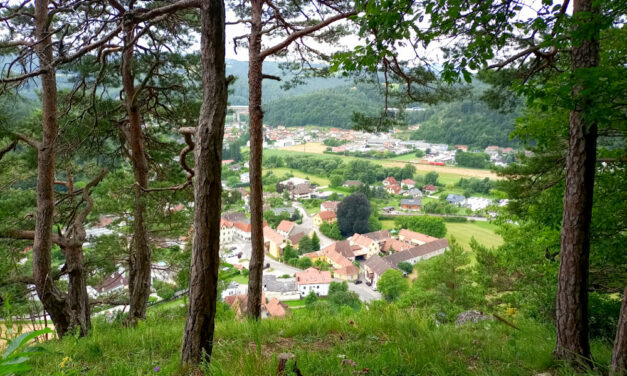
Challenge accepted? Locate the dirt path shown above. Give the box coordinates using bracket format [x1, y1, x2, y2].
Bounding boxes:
[278, 142, 500, 180]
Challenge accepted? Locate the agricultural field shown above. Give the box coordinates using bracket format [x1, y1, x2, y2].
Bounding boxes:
[445, 221, 503, 249]
[264, 167, 331, 186]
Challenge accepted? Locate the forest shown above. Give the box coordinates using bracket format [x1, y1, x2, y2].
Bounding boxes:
[0, 0, 625, 375]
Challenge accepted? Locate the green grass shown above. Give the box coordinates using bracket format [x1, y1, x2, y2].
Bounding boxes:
[30, 302, 612, 376]
[265, 167, 331, 186]
[446, 221, 503, 250]
[381, 219, 395, 230]
[228, 274, 249, 284]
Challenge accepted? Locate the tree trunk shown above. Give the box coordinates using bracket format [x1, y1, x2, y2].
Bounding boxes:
[121, 23, 152, 325]
[611, 285, 627, 375]
[63, 244, 91, 336]
[553, 0, 599, 368]
[32, 0, 73, 339]
[246, 0, 265, 320]
[180, 0, 227, 366]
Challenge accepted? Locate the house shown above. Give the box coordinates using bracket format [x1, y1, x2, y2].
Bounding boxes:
[334, 264, 360, 281]
[386, 184, 402, 195]
[401, 179, 416, 189]
[404, 188, 423, 198]
[264, 226, 286, 258]
[313, 211, 337, 226]
[381, 238, 414, 253]
[382, 176, 398, 187]
[349, 233, 380, 259]
[342, 180, 362, 188]
[225, 293, 289, 319]
[422, 185, 437, 194]
[455, 145, 469, 152]
[446, 193, 466, 206]
[222, 159, 234, 165]
[398, 229, 439, 245]
[96, 270, 128, 295]
[222, 212, 248, 223]
[320, 201, 340, 213]
[262, 275, 300, 301]
[363, 238, 449, 288]
[239, 172, 250, 184]
[233, 221, 252, 240]
[290, 184, 313, 200]
[362, 230, 391, 246]
[295, 268, 332, 297]
[400, 198, 422, 211]
[220, 218, 234, 244]
[276, 220, 296, 237]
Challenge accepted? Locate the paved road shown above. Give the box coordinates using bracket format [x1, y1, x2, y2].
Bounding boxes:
[292, 201, 334, 248]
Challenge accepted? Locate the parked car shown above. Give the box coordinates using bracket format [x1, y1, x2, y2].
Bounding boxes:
[365, 281, 371, 286]
[354, 280, 363, 285]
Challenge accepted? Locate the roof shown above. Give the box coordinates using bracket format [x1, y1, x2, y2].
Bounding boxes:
[292, 184, 312, 195]
[234, 221, 252, 233]
[401, 198, 422, 206]
[265, 298, 289, 318]
[220, 218, 234, 228]
[277, 220, 296, 234]
[321, 201, 340, 210]
[263, 275, 297, 293]
[322, 240, 354, 258]
[405, 188, 423, 196]
[325, 248, 354, 268]
[288, 231, 306, 245]
[382, 238, 414, 253]
[363, 255, 393, 277]
[317, 211, 336, 221]
[334, 264, 359, 277]
[295, 268, 332, 285]
[222, 212, 248, 223]
[387, 184, 402, 194]
[446, 194, 466, 203]
[264, 226, 285, 245]
[422, 184, 437, 191]
[383, 176, 398, 184]
[384, 238, 449, 265]
[351, 233, 376, 248]
[398, 229, 439, 244]
[401, 179, 416, 185]
[362, 230, 390, 242]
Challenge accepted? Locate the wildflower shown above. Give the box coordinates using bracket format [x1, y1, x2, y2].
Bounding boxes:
[154, 366, 161, 372]
[59, 356, 71, 368]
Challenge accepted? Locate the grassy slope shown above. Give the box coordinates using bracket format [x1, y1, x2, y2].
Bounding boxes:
[30, 302, 611, 376]
[446, 221, 504, 250]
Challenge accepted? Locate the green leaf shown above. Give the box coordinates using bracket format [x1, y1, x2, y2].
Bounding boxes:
[3, 328, 53, 360]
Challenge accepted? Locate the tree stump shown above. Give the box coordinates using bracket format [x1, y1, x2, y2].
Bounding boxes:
[276, 353, 302, 376]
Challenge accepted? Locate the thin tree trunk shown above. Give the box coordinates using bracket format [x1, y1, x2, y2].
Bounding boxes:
[246, 0, 265, 320]
[64, 244, 91, 336]
[32, 0, 72, 339]
[611, 286, 627, 375]
[553, 0, 599, 368]
[121, 23, 152, 325]
[180, 0, 227, 365]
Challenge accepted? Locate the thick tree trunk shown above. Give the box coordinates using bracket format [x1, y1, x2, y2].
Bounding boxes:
[246, 0, 265, 320]
[121, 24, 152, 325]
[64, 244, 91, 336]
[611, 286, 627, 375]
[553, 0, 599, 368]
[180, 0, 227, 366]
[33, 0, 73, 339]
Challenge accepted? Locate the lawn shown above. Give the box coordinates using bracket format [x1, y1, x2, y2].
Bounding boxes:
[265, 167, 331, 186]
[446, 221, 503, 250]
[30, 301, 612, 375]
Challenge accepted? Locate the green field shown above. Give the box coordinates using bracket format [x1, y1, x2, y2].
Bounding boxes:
[446, 221, 503, 250]
[265, 167, 331, 186]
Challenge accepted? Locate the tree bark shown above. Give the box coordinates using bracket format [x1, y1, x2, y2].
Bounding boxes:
[32, 0, 73, 339]
[121, 21, 152, 325]
[246, 0, 265, 320]
[611, 285, 627, 375]
[63, 243, 91, 336]
[180, 0, 227, 366]
[553, 0, 599, 368]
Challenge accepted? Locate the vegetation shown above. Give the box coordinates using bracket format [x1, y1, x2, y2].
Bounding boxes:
[393, 216, 447, 238]
[337, 193, 371, 237]
[377, 270, 409, 302]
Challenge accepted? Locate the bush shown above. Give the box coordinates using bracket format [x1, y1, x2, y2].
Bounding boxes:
[377, 270, 409, 302]
[320, 222, 344, 240]
[393, 216, 447, 238]
[397, 262, 413, 274]
[297, 257, 313, 269]
[443, 216, 468, 223]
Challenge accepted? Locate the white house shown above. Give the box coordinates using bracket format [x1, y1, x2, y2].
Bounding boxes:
[295, 267, 332, 297]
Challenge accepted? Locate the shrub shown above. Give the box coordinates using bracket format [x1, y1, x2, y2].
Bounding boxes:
[377, 270, 409, 302]
[397, 262, 413, 274]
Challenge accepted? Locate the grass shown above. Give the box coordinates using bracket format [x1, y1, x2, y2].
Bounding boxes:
[228, 274, 249, 284]
[446, 221, 504, 250]
[30, 301, 612, 376]
[265, 167, 331, 186]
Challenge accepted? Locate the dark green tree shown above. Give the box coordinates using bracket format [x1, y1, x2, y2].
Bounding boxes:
[337, 193, 371, 236]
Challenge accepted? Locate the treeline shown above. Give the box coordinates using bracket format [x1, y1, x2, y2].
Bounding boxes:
[409, 99, 520, 148]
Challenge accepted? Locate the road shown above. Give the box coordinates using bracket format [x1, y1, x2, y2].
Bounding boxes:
[292, 202, 334, 248]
